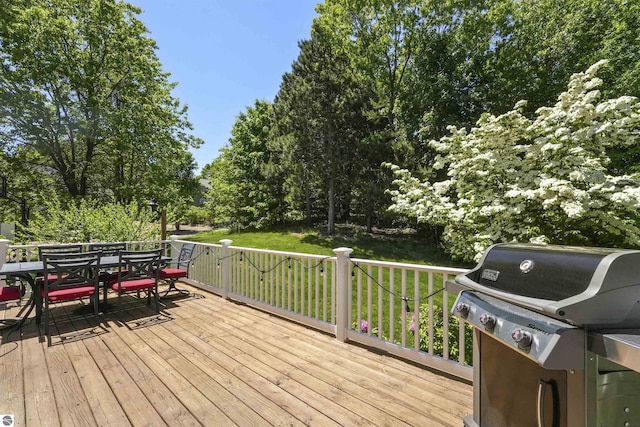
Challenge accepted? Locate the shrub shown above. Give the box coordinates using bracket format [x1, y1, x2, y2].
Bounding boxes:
[410, 303, 473, 365]
[18, 199, 159, 243]
[185, 206, 210, 225]
[388, 61, 640, 261]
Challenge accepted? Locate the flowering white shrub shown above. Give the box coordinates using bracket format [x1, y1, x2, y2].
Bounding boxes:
[388, 61, 640, 261]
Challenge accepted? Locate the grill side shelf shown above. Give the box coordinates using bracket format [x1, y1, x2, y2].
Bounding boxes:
[589, 332, 640, 373]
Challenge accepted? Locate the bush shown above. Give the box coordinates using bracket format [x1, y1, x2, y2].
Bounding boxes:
[185, 206, 210, 225]
[18, 199, 159, 243]
[389, 61, 640, 261]
[410, 303, 473, 365]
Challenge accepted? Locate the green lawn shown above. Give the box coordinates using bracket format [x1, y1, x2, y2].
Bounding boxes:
[186, 226, 472, 269]
[185, 226, 473, 362]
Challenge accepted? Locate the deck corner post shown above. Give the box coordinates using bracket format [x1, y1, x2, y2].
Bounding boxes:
[168, 234, 179, 257]
[220, 239, 233, 299]
[333, 247, 353, 342]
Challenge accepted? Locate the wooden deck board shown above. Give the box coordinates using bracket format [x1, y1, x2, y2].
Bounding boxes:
[0, 283, 472, 426]
[179, 304, 434, 426]
[107, 312, 228, 427]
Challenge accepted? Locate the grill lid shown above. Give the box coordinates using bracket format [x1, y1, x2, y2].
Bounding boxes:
[455, 243, 640, 327]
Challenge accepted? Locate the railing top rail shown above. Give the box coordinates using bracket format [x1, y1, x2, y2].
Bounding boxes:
[121, 239, 169, 246]
[228, 245, 336, 261]
[7, 243, 43, 249]
[170, 240, 222, 249]
[350, 257, 469, 275]
[7, 239, 169, 248]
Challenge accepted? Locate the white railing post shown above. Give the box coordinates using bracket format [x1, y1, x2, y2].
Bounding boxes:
[333, 247, 353, 342]
[220, 239, 233, 300]
[169, 235, 179, 258]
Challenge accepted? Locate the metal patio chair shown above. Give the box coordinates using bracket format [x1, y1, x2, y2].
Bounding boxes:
[159, 243, 195, 297]
[42, 251, 101, 346]
[88, 242, 128, 305]
[110, 249, 162, 314]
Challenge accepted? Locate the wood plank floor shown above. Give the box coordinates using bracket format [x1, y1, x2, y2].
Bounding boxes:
[0, 283, 472, 426]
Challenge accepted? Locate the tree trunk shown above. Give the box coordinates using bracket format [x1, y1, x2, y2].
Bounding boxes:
[305, 186, 312, 225]
[304, 167, 312, 225]
[327, 175, 335, 236]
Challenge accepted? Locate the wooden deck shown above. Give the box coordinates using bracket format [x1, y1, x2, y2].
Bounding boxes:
[0, 282, 472, 426]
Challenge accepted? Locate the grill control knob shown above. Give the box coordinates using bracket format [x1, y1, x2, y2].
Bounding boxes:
[479, 313, 496, 330]
[455, 302, 470, 317]
[511, 329, 533, 349]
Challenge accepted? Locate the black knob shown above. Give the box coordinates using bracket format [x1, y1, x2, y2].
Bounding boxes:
[479, 313, 496, 329]
[455, 302, 470, 317]
[511, 329, 533, 349]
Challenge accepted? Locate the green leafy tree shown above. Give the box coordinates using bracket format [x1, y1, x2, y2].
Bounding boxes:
[388, 61, 640, 261]
[480, 0, 640, 117]
[272, 71, 322, 225]
[315, 0, 422, 159]
[0, 0, 200, 202]
[202, 156, 237, 228]
[205, 100, 283, 229]
[273, 30, 373, 234]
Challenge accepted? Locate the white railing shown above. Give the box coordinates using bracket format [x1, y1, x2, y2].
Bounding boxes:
[175, 239, 473, 381]
[346, 256, 471, 379]
[0, 237, 473, 382]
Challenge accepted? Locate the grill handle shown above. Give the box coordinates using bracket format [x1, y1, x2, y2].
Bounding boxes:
[537, 379, 560, 427]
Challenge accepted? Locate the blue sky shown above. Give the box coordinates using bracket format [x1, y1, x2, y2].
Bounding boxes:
[133, 1, 321, 172]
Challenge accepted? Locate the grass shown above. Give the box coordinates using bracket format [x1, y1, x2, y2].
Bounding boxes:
[186, 225, 473, 360]
[186, 225, 472, 269]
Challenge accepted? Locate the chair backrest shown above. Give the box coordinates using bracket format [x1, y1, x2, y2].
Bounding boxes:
[88, 242, 127, 256]
[42, 251, 101, 291]
[176, 243, 196, 270]
[118, 249, 162, 282]
[38, 244, 84, 261]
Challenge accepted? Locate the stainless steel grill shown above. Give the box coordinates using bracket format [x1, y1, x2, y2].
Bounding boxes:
[450, 243, 640, 427]
[456, 243, 640, 327]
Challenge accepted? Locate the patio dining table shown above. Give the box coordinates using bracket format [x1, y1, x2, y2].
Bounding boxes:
[0, 254, 170, 329]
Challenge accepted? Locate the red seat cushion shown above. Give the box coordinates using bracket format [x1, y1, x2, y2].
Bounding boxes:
[160, 268, 187, 279]
[0, 286, 21, 302]
[110, 278, 156, 292]
[41, 286, 96, 301]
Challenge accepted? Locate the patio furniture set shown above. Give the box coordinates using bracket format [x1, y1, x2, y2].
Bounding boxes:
[0, 242, 195, 346]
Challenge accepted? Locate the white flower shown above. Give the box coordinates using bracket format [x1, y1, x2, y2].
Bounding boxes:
[386, 60, 640, 262]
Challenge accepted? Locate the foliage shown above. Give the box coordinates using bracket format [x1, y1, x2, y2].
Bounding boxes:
[410, 303, 473, 366]
[272, 31, 370, 234]
[220, 0, 640, 235]
[6, 0, 639, 235]
[352, 319, 386, 341]
[165, 196, 191, 227]
[184, 206, 210, 225]
[19, 199, 159, 243]
[203, 100, 287, 229]
[0, 0, 200, 205]
[388, 61, 640, 261]
[0, 149, 55, 225]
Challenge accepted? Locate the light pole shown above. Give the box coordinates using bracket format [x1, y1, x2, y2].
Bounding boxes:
[148, 198, 167, 241]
